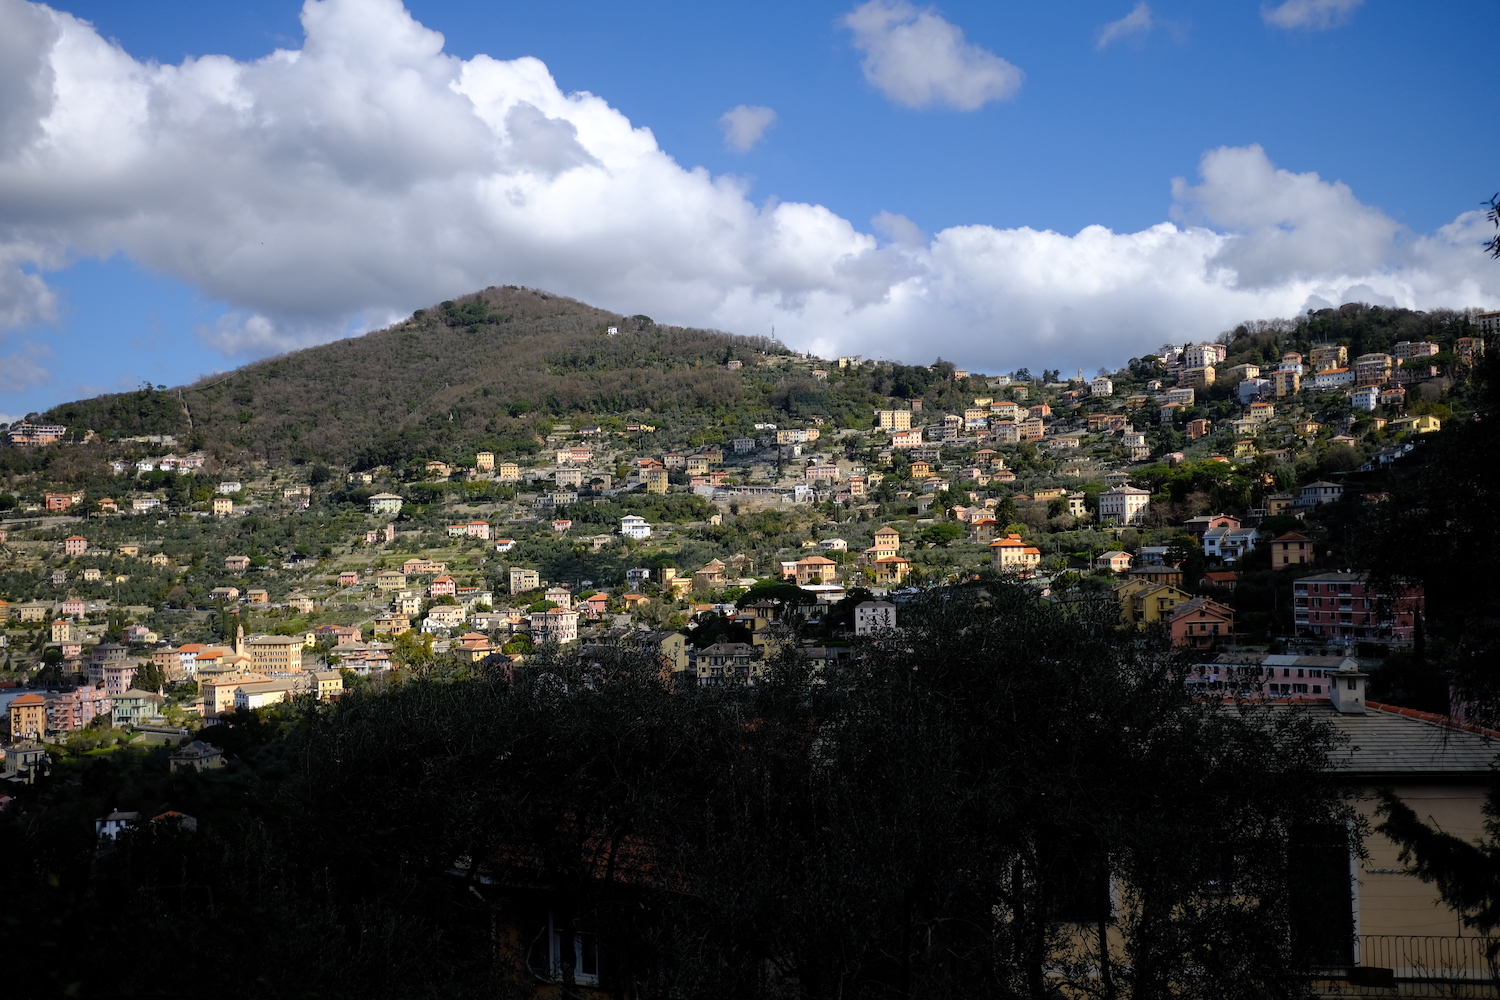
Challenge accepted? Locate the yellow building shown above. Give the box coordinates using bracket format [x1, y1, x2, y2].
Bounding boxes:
[1270, 531, 1312, 569]
[475, 451, 495, 471]
[371, 614, 411, 637]
[247, 634, 304, 674]
[375, 570, 407, 592]
[1390, 414, 1441, 435]
[497, 462, 520, 482]
[643, 468, 669, 494]
[309, 669, 345, 700]
[16, 602, 49, 623]
[1310, 343, 1347, 371]
[8, 693, 47, 740]
[1180, 366, 1216, 390]
[870, 526, 901, 557]
[1289, 674, 1500, 987]
[872, 556, 911, 585]
[1272, 369, 1301, 397]
[989, 534, 1043, 575]
[1113, 579, 1191, 625]
[877, 409, 913, 431]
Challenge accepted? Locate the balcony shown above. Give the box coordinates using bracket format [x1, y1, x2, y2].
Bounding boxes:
[1313, 935, 1500, 997]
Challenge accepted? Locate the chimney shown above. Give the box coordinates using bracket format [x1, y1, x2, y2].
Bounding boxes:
[1330, 667, 1368, 715]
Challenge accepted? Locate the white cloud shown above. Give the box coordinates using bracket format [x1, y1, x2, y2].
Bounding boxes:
[1170, 144, 1402, 287]
[0, 0, 1493, 382]
[871, 210, 927, 246]
[1097, 3, 1153, 50]
[0, 338, 53, 392]
[842, 0, 1023, 111]
[720, 105, 777, 152]
[1262, 0, 1364, 31]
[198, 312, 293, 357]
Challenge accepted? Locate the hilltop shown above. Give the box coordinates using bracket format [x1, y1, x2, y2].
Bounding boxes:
[34, 295, 1479, 472]
[42, 287, 783, 467]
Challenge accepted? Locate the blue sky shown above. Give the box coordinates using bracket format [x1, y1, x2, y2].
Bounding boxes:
[1, 0, 1497, 421]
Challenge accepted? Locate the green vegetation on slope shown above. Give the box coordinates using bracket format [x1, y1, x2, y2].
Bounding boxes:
[44, 287, 781, 467]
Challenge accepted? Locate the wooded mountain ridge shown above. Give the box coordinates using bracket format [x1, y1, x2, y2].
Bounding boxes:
[42, 286, 779, 467]
[34, 292, 1478, 470]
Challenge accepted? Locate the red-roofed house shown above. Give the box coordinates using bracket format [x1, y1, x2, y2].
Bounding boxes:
[990, 534, 1043, 576]
[63, 535, 88, 556]
[429, 575, 457, 598]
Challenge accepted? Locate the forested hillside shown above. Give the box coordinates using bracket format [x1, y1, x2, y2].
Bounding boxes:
[43, 287, 780, 467]
[36, 285, 1002, 468]
[35, 295, 1479, 471]
[1217, 302, 1475, 368]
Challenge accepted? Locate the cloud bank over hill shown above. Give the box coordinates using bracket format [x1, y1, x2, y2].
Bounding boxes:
[0, 0, 1494, 381]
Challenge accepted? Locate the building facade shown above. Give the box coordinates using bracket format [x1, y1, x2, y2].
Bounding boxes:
[1293, 573, 1423, 643]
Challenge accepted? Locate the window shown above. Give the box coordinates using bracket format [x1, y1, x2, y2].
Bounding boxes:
[548, 912, 600, 985]
[1289, 825, 1354, 968]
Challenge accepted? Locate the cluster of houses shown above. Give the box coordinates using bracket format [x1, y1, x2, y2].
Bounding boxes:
[3, 622, 346, 741]
[4, 326, 1497, 992]
[3, 327, 1472, 756]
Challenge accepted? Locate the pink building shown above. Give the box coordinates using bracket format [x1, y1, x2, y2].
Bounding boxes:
[891, 428, 923, 449]
[64, 535, 88, 556]
[429, 575, 457, 598]
[48, 685, 112, 732]
[61, 596, 86, 618]
[339, 571, 359, 587]
[103, 662, 137, 696]
[465, 520, 491, 540]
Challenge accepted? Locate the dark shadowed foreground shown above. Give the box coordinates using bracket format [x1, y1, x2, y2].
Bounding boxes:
[0, 581, 1346, 999]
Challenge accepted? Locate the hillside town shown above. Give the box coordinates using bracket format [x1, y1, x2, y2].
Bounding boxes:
[0, 318, 1489, 757]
